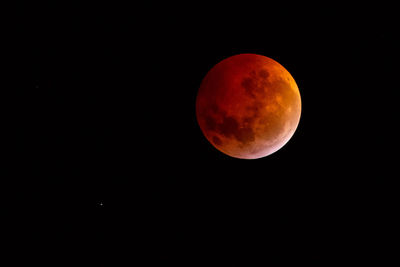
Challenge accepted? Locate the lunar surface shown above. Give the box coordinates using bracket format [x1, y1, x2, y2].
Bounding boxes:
[196, 53, 301, 159]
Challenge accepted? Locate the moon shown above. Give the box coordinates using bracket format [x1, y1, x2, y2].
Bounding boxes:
[196, 53, 301, 159]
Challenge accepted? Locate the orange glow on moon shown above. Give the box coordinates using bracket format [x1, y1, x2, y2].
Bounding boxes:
[196, 54, 301, 159]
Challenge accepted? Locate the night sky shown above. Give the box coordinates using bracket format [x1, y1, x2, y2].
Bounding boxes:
[10, 3, 398, 265]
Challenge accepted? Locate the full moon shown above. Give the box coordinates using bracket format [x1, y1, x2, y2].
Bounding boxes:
[196, 54, 301, 159]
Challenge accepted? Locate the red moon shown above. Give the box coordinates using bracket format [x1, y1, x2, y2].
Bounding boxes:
[196, 54, 301, 159]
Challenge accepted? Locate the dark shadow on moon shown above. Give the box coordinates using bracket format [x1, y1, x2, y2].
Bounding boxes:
[241, 68, 270, 99]
[212, 136, 223, 146]
[200, 104, 256, 145]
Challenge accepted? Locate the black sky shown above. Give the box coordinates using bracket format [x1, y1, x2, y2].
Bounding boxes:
[9, 3, 399, 265]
